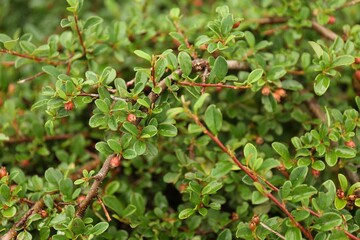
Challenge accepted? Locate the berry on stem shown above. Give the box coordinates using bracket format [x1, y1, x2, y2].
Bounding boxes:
[110, 156, 121, 168]
[328, 16, 336, 25]
[127, 113, 137, 123]
[64, 101, 74, 111]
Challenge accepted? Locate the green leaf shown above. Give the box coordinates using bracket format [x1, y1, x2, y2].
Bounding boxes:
[134, 140, 146, 155]
[331, 55, 354, 68]
[217, 228, 232, 240]
[134, 50, 151, 62]
[338, 174, 348, 191]
[0, 133, 10, 141]
[158, 124, 178, 137]
[163, 172, 180, 183]
[314, 74, 330, 96]
[178, 208, 195, 219]
[122, 149, 137, 159]
[251, 191, 268, 204]
[247, 68, 263, 84]
[122, 204, 137, 218]
[325, 150, 338, 167]
[193, 93, 209, 113]
[211, 161, 233, 178]
[122, 122, 138, 135]
[178, 52, 192, 76]
[204, 104, 222, 135]
[244, 143, 257, 170]
[213, 56, 228, 80]
[290, 166, 308, 187]
[137, 98, 150, 109]
[198, 207, 208, 216]
[141, 125, 157, 138]
[59, 178, 73, 197]
[334, 197, 347, 210]
[309, 41, 323, 58]
[285, 227, 301, 240]
[107, 139, 122, 153]
[272, 142, 290, 160]
[313, 212, 342, 231]
[70, 217, 85, 235]
[244, 31, 255, 48]
[95, 99, 110, 113]
[202, 181, 223, 195]
[291, 185, 317, 202]
[84, 16, 103, 30]
[88, 222, 109, 236]
[2, 206, 16, 218]
[44, 168, 63, 186]
[335, 146, 356, 158]
[95, 141, 113, 155]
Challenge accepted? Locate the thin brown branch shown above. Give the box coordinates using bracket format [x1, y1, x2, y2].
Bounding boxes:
[262, 25, 289, 36]
[311, 21, 338, 41]
[74, 14, 87, 56]
[78, 92, 125, 101]
[0, 200, 44, 240]
[259, 222, 285, 240]
[18, 71, 46, 84]
[246, 17, 287, 25]
[188, 112, 315, 240]
[76, 154, 116, 217]
[172, 20, 197, 58]
[0, 49, 63, 65]
[177, 81, 249, 90]
[97, 196, 111, 222]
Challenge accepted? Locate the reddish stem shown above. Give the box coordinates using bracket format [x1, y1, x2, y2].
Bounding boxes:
[178, 81, 249, 90]
[74, 14, 87, 56]
[0, 49, 63, 65]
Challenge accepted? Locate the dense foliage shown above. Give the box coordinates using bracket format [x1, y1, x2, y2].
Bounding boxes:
[0, 0, 360, 239]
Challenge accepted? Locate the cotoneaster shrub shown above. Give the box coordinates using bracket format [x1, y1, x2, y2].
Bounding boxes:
[0, 1, 359, 239]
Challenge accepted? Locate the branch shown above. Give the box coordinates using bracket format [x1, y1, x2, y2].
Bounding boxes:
[76, 154, 116, 217]
[177, 81, 249, 90]
[259, 222, 285, 240]
[187, 112, 314, 240]
[311, 21, 338, 41]
[336, 0, 360, 10]
[0, 49, 63, 65]
[18, 71, 45, 84]
[74, 14, 87, 56]
[0, 200, 44, 240]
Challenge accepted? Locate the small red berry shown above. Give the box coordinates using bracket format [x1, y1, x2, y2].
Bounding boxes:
[0, 167, 7, 178]
[232, 21, 240, 29]
[231, 212, 239, 221]
[64, 101, 74, 111]
[252, 215, 260, 225]
[249, 221, 257, 231]
[40, 210, 48, 218]
[77, 195, 86, 204]
[345, 140, 356, 148]
[355, 57, 360, 64]
[337, 189, 345, 199]
[19, 159, 30, 168]
[255, 136, 264, 145]
[311, 169, 320, 178]
[261, 86, 271, 96]
[275, 88, 286, 97]
[178, 183, 188, 192]
[327, 16, 336, 25]
[127, 113, 136, 123]
[355, 70, 360, 81]
[110, 156, 121, 168]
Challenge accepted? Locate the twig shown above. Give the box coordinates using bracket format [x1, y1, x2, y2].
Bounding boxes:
[187, 112, 315, 240]
[0, 200, 44, 240]
[78, 92, 125, 101]
[259, 222, 285, 240]
[74, 14, 87, 56]
[246, 17, 287, 25]
[311, 21, 338, 41]
[177, 81, 250, 90]
[76, 154, 116, 217]
[262, 25, 289, 36]
[97, 196, 111, 222]
[0, 49, 63, 65]
[18, 71, 45, 84]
